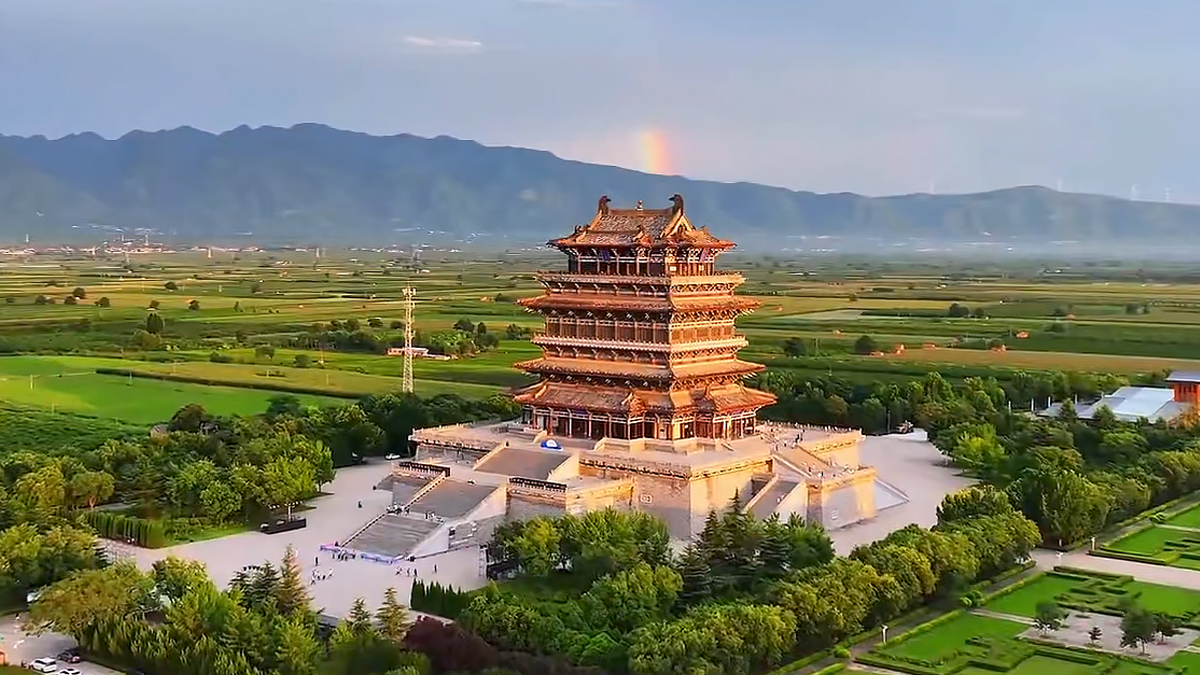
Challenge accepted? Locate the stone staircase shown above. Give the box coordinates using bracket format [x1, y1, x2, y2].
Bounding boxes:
[345, 515, 442, 558]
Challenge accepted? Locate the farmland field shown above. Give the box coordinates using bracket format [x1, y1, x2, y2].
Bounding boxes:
[4, 250, 1200, 423]
[0, 355, 342, 423]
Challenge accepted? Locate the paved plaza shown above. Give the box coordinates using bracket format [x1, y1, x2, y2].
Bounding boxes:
[129, 462, 488, 618]
[1018, 611, 1200, 662]
[829, 430, 973, 554]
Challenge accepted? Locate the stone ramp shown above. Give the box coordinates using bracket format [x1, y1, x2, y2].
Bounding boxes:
[476, 447, 569, 480]
[392, 475, 435, 506]
[409, 479, 498, 519]
[347, 515, 441, 558]
[750, 479, 799, 519]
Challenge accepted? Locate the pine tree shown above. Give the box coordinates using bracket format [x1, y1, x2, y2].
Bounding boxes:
[376, 587, 411, 642]
[676, 544, 713, 607]
[275, 545, 312, 617]
[247, 562, 281, 614]
[758, 516, 792, 578]
[348, 597, 374, 637]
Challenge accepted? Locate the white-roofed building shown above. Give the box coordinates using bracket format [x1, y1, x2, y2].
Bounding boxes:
[1043, 372, 1199, 424]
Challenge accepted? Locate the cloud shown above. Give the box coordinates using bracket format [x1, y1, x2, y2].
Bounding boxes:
[402, 36, 484, 52]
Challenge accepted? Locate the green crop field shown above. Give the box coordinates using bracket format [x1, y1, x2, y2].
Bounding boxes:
[4, 250, 1200, 423]
[0, 355, 342, 423]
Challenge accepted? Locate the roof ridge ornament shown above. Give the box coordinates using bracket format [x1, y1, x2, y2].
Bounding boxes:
[598, 195, 611, 216]
[635, 200, 644, 210]
[669, 193, 684, 215]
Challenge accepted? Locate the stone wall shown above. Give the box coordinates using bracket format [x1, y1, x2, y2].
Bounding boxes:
[807, 471, 876, 529]
[507, 493, 567, 522]
[687, 463, 767, 535]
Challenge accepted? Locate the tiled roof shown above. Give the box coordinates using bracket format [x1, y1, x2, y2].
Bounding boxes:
[515, 381, 775, 414]
[514, 382, 642, 412]
[514, 357, 764, 381]
[518, 293, 759, 313]
[550, 197, 733, 249]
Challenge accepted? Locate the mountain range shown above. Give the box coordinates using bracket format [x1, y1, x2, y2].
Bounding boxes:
[1, 123, 1198, 250]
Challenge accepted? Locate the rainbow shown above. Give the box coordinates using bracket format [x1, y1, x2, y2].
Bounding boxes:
[637, 129, 673, 175]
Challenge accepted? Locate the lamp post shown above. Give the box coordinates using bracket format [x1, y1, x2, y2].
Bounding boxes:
[881, 624, 888, 644]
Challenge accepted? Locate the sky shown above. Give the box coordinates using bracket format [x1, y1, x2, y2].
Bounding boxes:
[1, 0, 1197, 199]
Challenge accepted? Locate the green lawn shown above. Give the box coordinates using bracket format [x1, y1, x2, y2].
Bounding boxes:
[1165, 502, 1200, 529]
[1100, 525, 1200, 570]
[0, 355, 342, 423]
[882, 614, 1027, 661]
[984, 574, 1084, 617]
[1007, 656, 1095, 675]
[984, 571, 1200, 621]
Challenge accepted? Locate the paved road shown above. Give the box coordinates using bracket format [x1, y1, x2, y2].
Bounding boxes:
[0, 616, 119, 674]
[127, 462, 488, 618]
[1032, 548, 1200, 590]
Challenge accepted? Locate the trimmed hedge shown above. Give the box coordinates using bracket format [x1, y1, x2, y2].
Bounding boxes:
[81, 510, 167, 548]
[93, 367, 363, 400]
[759, 649, 831, 675]
[410, 579, 472, 620]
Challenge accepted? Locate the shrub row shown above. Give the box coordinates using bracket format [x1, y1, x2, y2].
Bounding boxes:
[81, 510, 167, 548]
[410, 580, 472, 620]
[758, 648, 831, 675]
[93, 367, 363, 400]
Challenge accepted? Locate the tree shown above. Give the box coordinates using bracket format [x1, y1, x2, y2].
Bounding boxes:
[72, 286, 87, 299]
[1154, 613, 1182, 644]
[255, 344, 277, 361]
[14, 464, 68, 521]
[145, 311, 165, 335]
[453, 318, 475, 332]
[152, 557, 211, 602]
[96, 296, 111, 308]
[580, 563, 682, 632]
[276, 545, 312, 616]
[164, 281, 178, 291]
[937, 485, 1013, 525]
[68, 470, 115, 510]
[345, 318, 361, 331]
[947, 303, 970, 318]
[1089, 625, 1102, 645]
[188, 299, 201, 311]
[475, 322, 488, 335]
[293, 354, 311, 368]
[276, 614, 322, 675]
[148, 299, 160, 309]
[1121, 605, 1157, 654]
[782, 337, 807, 357]
[34, 294, 50, 305]
[1008, 467, 1109, 545]
[368, 317, 384, 328]
[404, 617, 498, 675]
[200, 481, 240, 523]
[376, 587, 411, 642]
[26, 562, 156, 636]
[1034, 600, 1067, 635]
[64, 295, 78, 305]
[854, 335, 877, 355]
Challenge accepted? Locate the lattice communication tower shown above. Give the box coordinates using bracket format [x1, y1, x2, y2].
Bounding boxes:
[402, 286, 416, 393]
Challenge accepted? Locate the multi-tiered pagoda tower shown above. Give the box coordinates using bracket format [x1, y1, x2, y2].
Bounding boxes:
[514, 195, 776, 442]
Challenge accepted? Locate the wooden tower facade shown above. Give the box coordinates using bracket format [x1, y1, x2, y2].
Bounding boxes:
[514, 195, 776, 442]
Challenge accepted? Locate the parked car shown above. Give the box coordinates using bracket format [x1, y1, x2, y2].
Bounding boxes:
[385, 453, 401, 460]
[31, 657, 58, 672]
[60, 668, 83, 675]
[56, 650, 82, 664]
